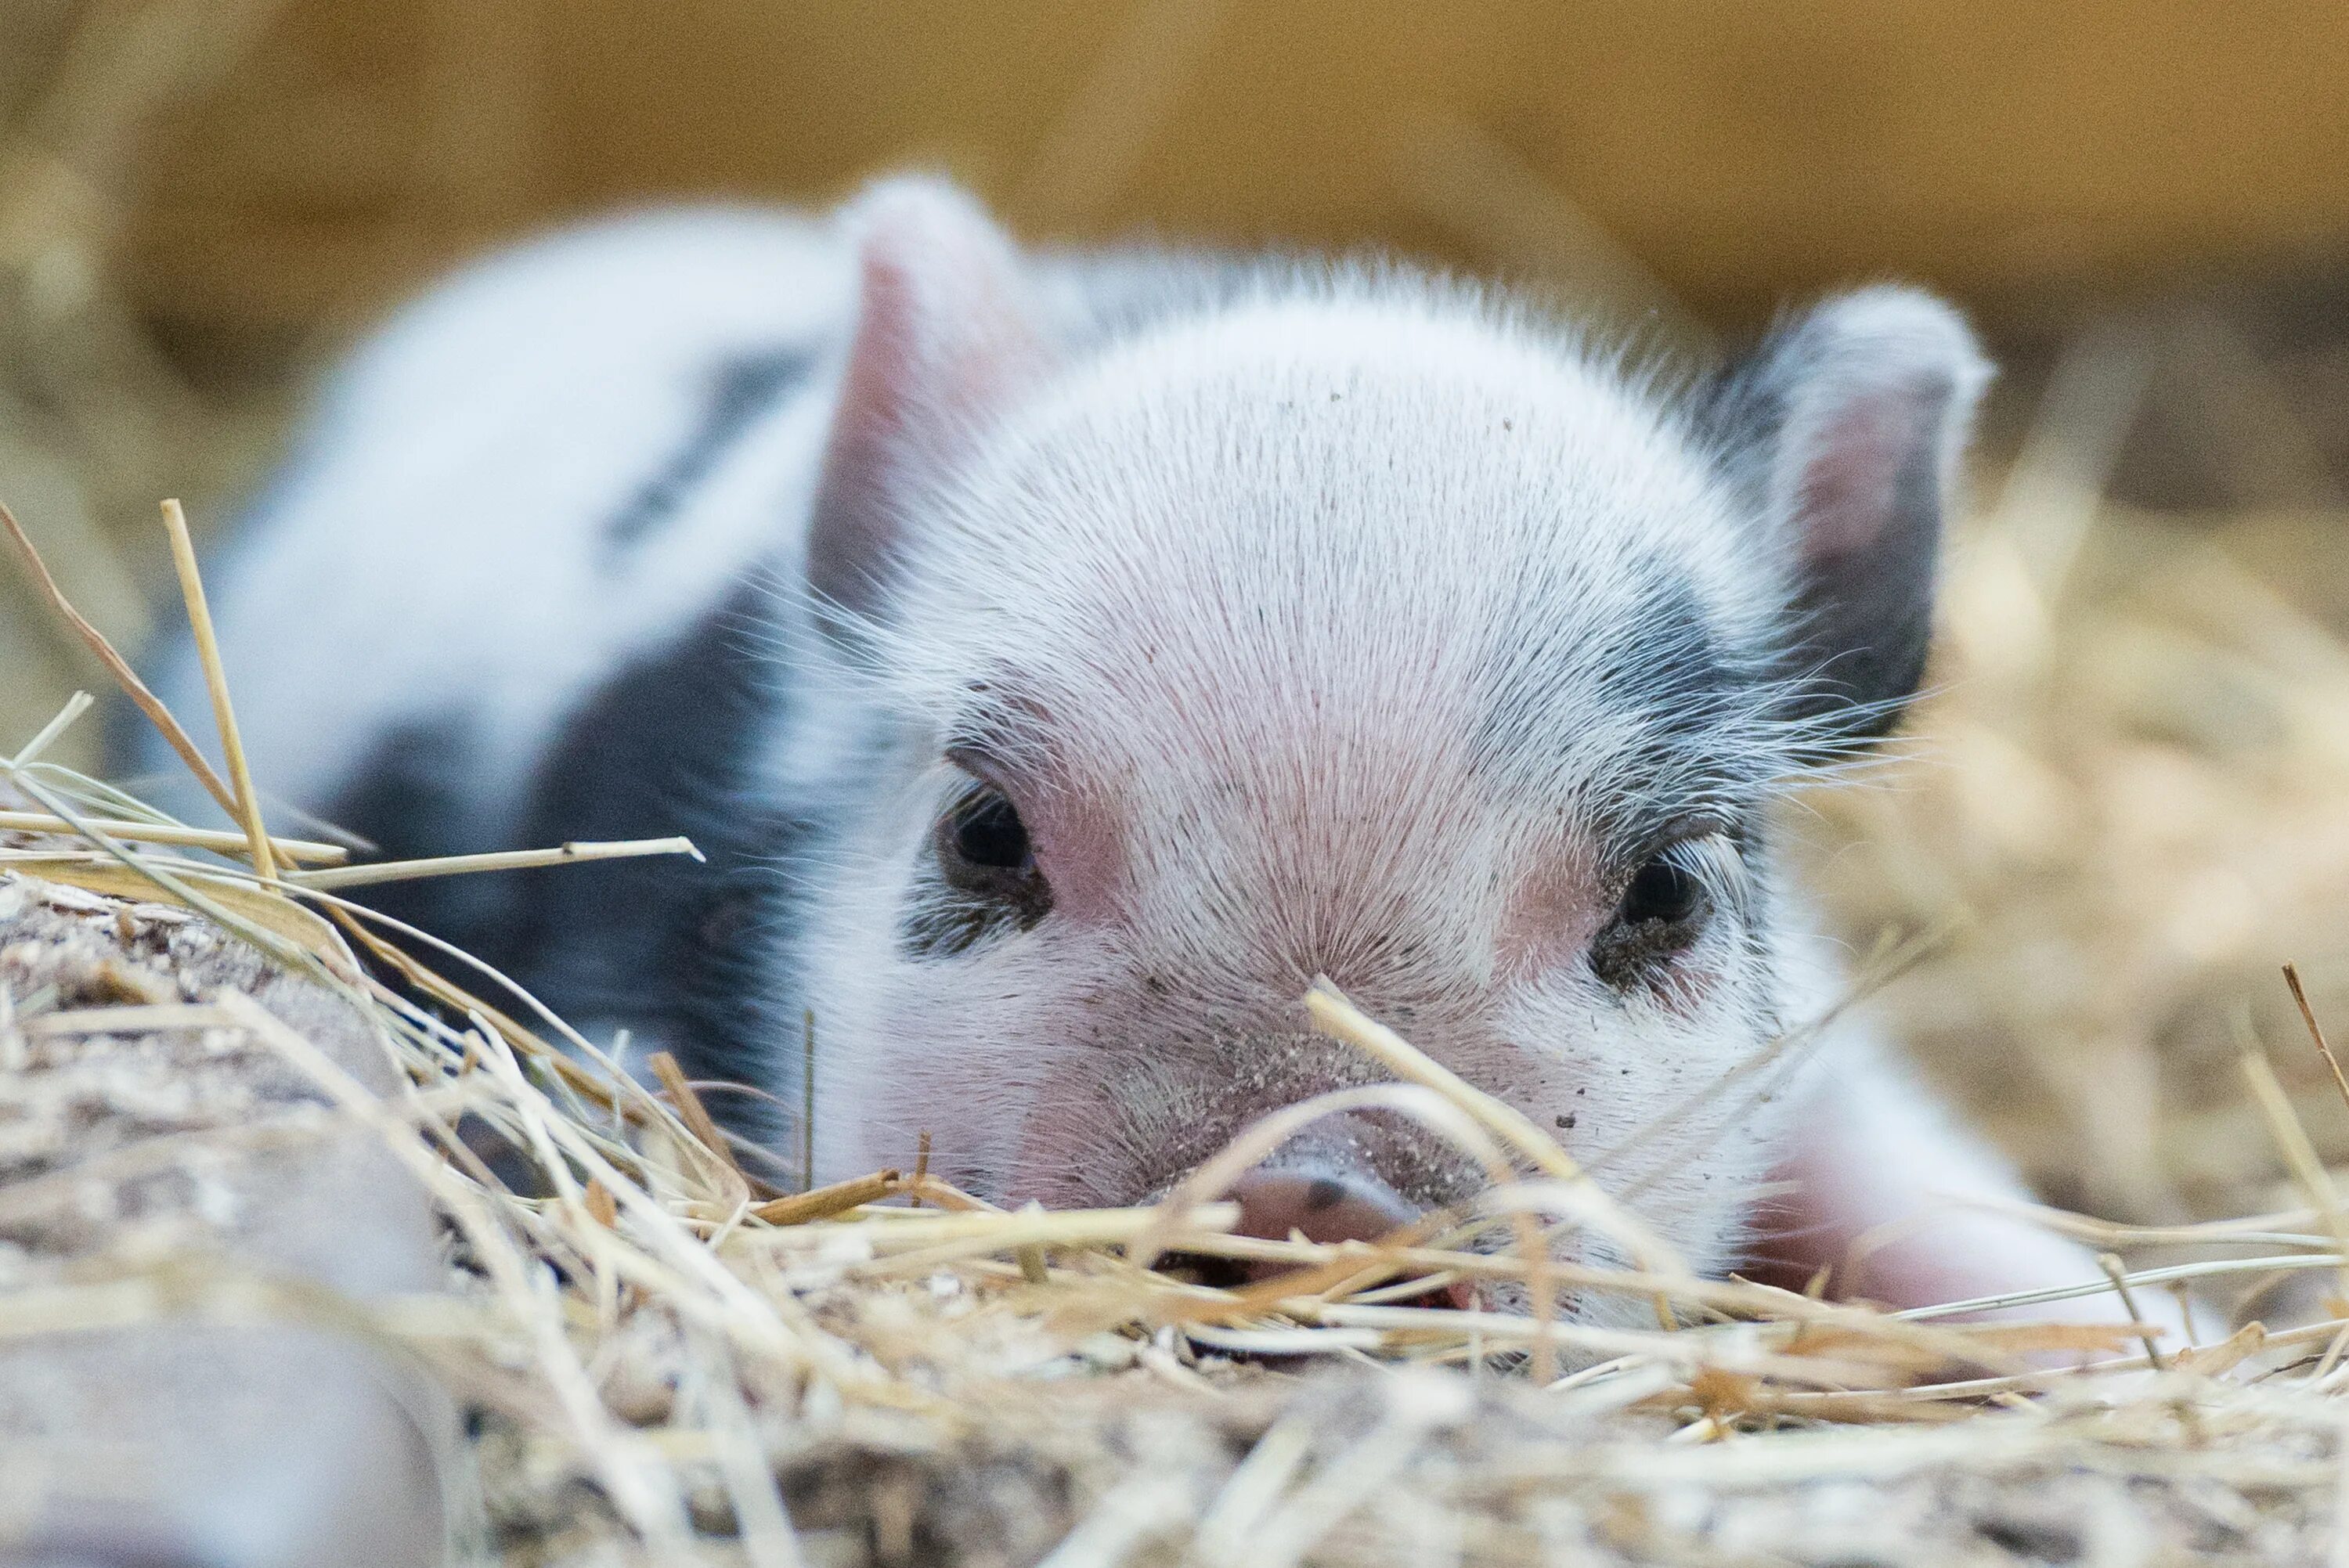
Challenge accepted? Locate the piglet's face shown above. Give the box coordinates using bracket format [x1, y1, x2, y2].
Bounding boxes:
[794, 181, 1986, 1298]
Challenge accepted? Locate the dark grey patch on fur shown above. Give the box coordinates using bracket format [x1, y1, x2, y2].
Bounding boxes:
[1589, 573, 1741, 734]
[1495, 568, 1769, 858]
[604, 348, 810, 550]
[323, 716, 514, 945]
[502, 573, 810, 1143]
[317, 576, 807, 1149]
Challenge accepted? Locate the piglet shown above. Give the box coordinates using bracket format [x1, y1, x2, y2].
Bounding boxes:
[134, 178, 2177, 1343]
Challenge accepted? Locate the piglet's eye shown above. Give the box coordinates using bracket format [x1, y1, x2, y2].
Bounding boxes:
[1589, 834, 1729, 990]
[907, 779, 1053, 957]
[1617, 853, 1704, 927]
[932, 782, 1050, 914]
[947, 788, 1031, 872]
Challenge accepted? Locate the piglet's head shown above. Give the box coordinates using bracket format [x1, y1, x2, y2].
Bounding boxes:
[792, 178, 1988, 1310]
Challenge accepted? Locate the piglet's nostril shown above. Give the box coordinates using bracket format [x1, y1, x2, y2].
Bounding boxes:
[1218, 1168, 1473, 1311]
[1229, 1169, 1420, 1248]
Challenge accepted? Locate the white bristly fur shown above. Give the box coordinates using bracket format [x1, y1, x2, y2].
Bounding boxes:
[141, 178, 2198, 1343]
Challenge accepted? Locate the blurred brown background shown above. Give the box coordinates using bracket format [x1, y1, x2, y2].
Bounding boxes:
[7, 0, 2349, 1270]
[26, 2, 2349, 326]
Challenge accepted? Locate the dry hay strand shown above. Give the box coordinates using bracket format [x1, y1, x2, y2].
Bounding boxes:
[6, 492, 2349, 1566]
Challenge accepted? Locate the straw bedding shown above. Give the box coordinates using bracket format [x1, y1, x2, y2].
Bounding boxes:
[0, 857, 2343, 1566]
[6, 487, 2349, 1567]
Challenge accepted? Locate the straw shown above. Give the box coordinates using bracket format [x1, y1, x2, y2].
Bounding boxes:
[157, 497, 274, 881]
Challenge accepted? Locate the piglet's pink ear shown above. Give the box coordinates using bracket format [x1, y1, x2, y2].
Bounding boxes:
[808, 178, 1052, 620]
[1710, 287, 1991, 741]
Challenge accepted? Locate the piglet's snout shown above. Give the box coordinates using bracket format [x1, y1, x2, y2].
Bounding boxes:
[1229, 1169, 1417, 1249]
[1220, 1168, 1474, 1310]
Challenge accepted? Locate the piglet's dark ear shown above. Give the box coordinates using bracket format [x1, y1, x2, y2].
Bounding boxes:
[1708, 287, 1991, 740]
[809, 178, 1052, 621]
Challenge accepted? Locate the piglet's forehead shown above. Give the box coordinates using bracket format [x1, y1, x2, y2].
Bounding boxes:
[890, 297, 1801, 935]
[893, 296, 1787, 741]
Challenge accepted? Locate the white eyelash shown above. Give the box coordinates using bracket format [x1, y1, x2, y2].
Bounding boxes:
[1664, 831, 1752, 915]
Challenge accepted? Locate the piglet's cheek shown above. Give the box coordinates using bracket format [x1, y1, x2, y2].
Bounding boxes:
[1005, 1049, 1137, 1205]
